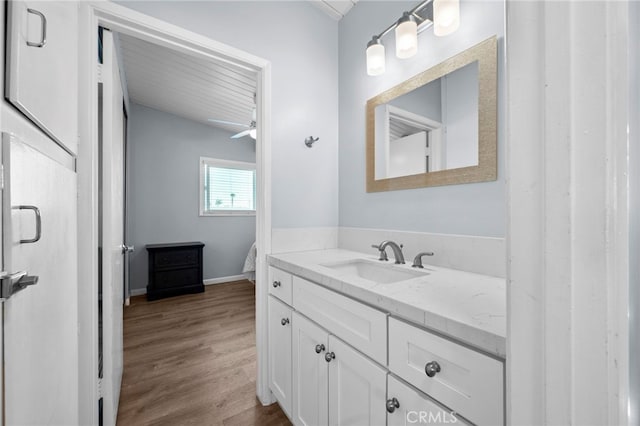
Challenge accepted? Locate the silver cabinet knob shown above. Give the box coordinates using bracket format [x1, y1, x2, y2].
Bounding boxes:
[324, 352, 335, 362]
[272, 281, 281, 288]
[425, 361, 441, 377]
[386, 397, 400, 413]
[281, 318, 289, 326]
[315, 344, 325, 354]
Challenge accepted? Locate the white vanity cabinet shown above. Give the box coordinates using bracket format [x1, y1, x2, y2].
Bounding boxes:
[268, 295, 293, 417]
[386, 375, 471, 426]
[389, 318, 504, 425]
[291, 312, 386, 426]
[6, 0, 79, 154]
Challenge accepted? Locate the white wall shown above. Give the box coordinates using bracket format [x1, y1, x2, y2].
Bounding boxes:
[338, 0, 505, 237]
[629, 0, 640, 422]
[128, 104, 256, 292]
[115, 0, 339, 229]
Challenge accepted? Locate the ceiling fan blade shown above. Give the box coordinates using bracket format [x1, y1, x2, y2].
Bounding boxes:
[207, 118, 249, 128]
[231, 129, 252, 139]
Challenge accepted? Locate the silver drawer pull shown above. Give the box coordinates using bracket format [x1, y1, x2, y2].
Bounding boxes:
[425, 361, 441, 377]
[272, 280, 281, 288]
[281, 317, 289, 326]
[26, 8, 47, 48]
[15, 205, 42, 244]
[386, 397, 400, 413]
[324, 351, 335, 363]
[315, 344, 325, 354]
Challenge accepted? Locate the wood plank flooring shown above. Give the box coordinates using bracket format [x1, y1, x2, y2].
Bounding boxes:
[116, 280, 291, 426]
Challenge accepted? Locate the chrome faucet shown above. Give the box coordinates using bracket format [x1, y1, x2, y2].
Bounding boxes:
[412, 251, 434, 268]
[372, 240, 405, 264]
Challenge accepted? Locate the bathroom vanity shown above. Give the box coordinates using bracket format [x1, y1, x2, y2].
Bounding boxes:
[267, 249, 505, 425]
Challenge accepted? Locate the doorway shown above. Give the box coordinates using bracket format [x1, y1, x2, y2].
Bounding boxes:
[77, 3, 273, 425]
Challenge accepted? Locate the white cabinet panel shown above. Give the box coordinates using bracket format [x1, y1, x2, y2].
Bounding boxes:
[269, 266, 293, 305]
[292, 312, 329, 426]
[2, 134, 78, 425]
[293, 276, 387, 365]
[328, 336, 386, 426]
[269, 295, 293, 417]
[389, 318, 504, 425]
[6, 0, 78, 153]
[387, 375, 471, 426]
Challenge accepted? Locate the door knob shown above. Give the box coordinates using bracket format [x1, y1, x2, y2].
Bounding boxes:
[386, 397, 400, 413]
[315, 344, 325, 354]
[425, 361, 441, 377]
[0, 271, 39, 301]
[324, 352, 335, 362]
[121, 244, 135, 254]
[272, 281, 281, 288]
[281, 318, 289, 326]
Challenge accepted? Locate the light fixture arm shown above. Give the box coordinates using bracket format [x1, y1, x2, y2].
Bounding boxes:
[370, 0, 434, 42]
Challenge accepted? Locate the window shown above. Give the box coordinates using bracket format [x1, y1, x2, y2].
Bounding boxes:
[200, 157, 256, 216]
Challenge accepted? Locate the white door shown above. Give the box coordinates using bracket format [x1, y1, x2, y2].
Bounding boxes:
[292, 312, 329, 426]
[268, 295, 293, 417]
[5, 0, 78, 154]
[387, 131, 427, 178]
[328, 336, 386, 426]
[101, 29, 125, 426]
[1, 133, 78, 425]
[387, 375, 470, 426]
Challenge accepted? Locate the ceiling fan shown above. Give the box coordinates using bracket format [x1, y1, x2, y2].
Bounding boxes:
[208, 107, 256, 140]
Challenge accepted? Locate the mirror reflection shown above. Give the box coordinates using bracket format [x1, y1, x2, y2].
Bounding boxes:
[374, 61, 479, 180]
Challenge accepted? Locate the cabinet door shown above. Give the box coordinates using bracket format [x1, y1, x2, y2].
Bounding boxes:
[268, 296, 293, 417]
[328, 336, 386, 426]
[387, 375, 471, 426]
[6, 0, 78, 154]
[292, 312, 329, 426]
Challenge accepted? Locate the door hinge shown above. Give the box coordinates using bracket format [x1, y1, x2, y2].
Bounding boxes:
[97, 377, 103, 398]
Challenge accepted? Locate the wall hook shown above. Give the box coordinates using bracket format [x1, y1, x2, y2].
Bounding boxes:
[305, 136, 319, 148]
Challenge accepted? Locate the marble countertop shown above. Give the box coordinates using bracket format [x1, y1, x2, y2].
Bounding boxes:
[268, 249, 506, 358]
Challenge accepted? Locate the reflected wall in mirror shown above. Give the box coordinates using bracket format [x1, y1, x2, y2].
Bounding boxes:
[367, 36, 497, 192]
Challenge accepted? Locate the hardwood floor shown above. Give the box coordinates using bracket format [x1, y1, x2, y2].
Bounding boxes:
[116, 280, 291, 426]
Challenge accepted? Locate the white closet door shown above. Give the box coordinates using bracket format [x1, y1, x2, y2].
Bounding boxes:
[328, 336, 386, 426]
[292, 312, 329, 426]
[5, 0, 78, 154]
[2, 133, 78, 425]
[101, 29, 125, 426]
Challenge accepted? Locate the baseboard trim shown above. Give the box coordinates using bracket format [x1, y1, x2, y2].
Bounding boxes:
[203, 274, 247, 285]
[129, 274, 248, 297]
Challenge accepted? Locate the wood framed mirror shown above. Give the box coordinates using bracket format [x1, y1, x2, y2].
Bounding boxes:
[366, 36, 498, 192]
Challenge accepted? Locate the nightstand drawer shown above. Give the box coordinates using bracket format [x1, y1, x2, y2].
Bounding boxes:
[389, 318, 504, 425]
[153, 268, 200, 290]
[154, 249, 199, 269]
[268, 267, 293, 305]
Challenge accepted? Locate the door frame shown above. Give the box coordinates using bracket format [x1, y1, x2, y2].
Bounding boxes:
[77, 2, 273, 424]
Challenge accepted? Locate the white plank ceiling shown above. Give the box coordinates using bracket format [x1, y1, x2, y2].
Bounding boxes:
[116, 33, 257, 135]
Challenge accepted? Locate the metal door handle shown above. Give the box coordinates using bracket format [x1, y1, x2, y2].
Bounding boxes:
[0, 271, 39, 301]
[15, 205, 42, 243]
[26, 8, 47, 48]
[324, 352, 335, 362]
[272, 280, 281, 288]
[315, 344, 325, 354]
[281, 318, 289, 326]
[425, 361, 441, 377]
[121, 244, 135, 254]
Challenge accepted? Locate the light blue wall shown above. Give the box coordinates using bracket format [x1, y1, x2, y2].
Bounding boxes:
[127, 104, 256, 291]
[116, 1, 339, 229]
[629, 0, 639, 422]
[338, 0, 505, 237]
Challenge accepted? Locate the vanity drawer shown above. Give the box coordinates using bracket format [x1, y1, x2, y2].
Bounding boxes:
[388, 318, 504, 425]
[292, 276, 387, 365]
[268, 267, 293, 305]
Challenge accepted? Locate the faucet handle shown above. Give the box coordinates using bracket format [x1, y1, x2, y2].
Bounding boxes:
[412, 251, 434, 268]
[371, 244, 389, 261]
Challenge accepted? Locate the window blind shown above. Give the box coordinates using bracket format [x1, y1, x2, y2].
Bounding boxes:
[203, 163, 256, 213]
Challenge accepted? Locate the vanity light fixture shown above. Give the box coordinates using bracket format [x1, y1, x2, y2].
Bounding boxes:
[365, 0, 460, 76]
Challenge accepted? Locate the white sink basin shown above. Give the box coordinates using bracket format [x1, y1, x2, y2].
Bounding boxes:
[321, 259, 428, 284]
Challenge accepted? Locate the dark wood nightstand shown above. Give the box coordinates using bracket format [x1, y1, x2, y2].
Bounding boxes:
[146, 242, 205, 301]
